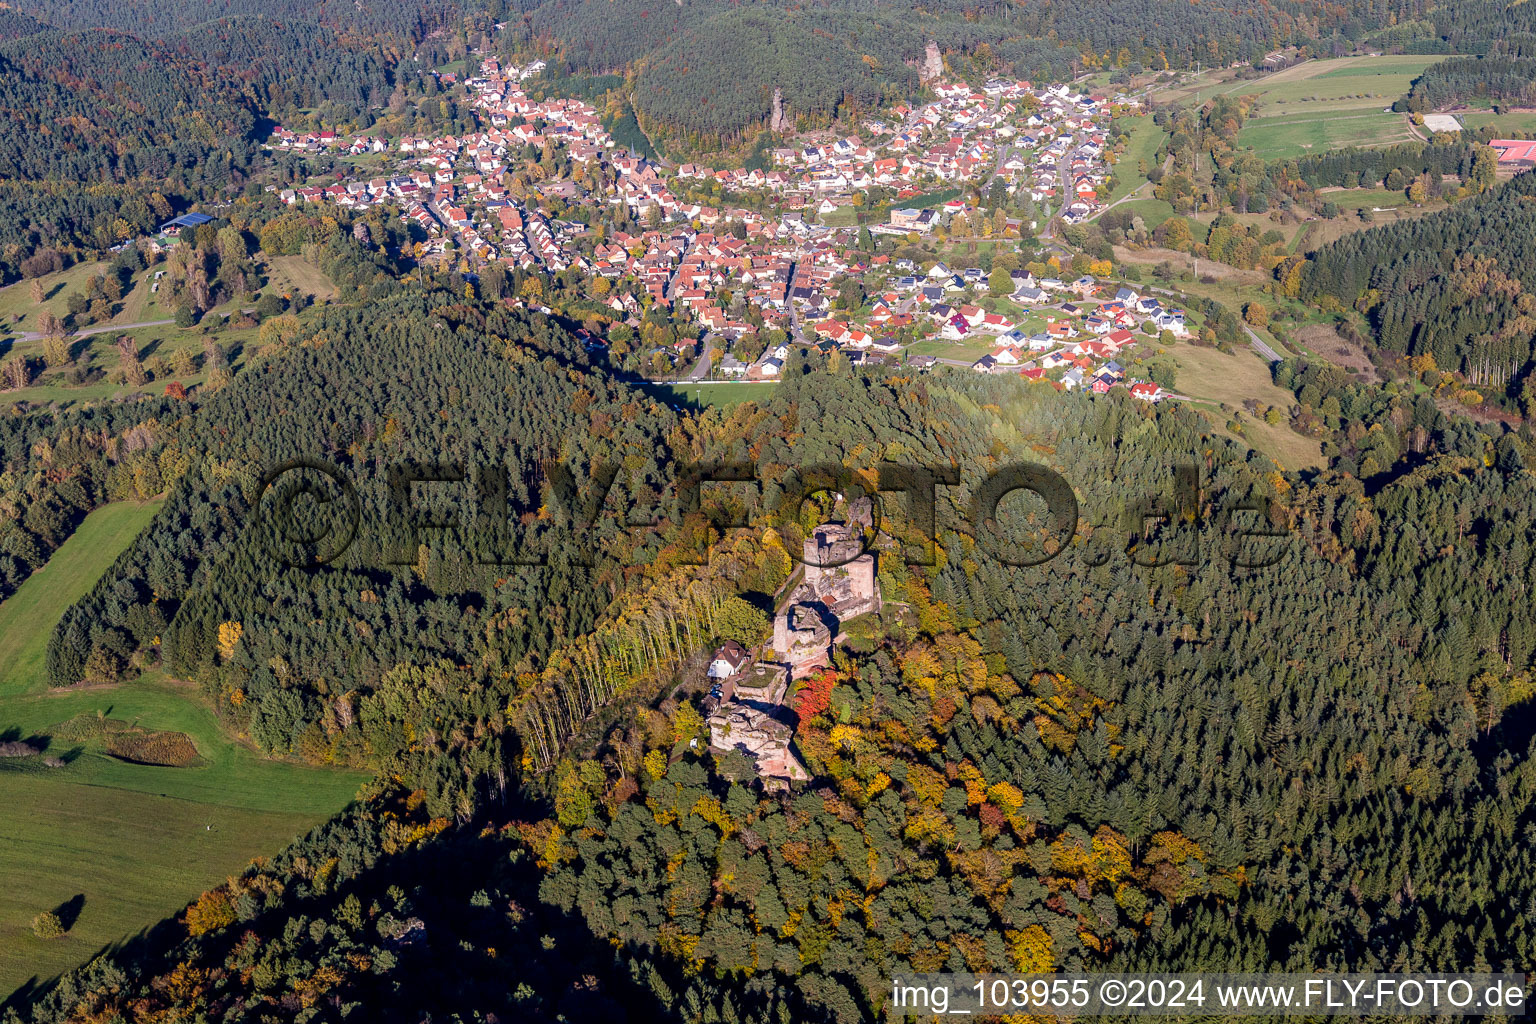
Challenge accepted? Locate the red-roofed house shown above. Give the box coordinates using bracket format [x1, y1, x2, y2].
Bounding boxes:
[1491, 140, 1536, 165]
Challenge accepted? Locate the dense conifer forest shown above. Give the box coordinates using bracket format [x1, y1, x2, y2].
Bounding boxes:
[1299, 170, 1536, 401]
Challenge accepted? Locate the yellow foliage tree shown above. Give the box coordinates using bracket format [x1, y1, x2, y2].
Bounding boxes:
[1008, 924, 1055, 972]
[185, 888, 237, 936]
[216, 620, 243, 661]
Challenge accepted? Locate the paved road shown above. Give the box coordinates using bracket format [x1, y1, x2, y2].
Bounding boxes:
[1142, 283, 1282, 363]
[1240, 322, 1283, 363]
[688, 333, 717, 380]
[14, 318, 176, 342]
[1039, 138, 1073, 241]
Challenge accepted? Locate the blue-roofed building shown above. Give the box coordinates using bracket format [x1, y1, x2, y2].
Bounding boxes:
[161, 212, 213, 232]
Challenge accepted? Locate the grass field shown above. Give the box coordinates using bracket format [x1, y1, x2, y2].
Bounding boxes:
[0, 262, 110, 335]
[1216, 55, 1445, 113]
[1172, 345, 1323, 470]
[906, 338, 999, 363]
[1, 318, 262, 411]
[0, 503, 365, 998]
[1458, 110, 1536, 135]
[1114, 198, 1177, 231]
[1107, 116, 1168, 204]
[0, 771, 337, 1000]
[1237, 109, 1417, 160]
[0, 502, 164, 701]
[265, 255, 339, 303]
[1316, 187, 1415, 210]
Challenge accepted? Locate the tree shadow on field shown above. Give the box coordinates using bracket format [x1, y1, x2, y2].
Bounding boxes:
[51, 894, 85, 931]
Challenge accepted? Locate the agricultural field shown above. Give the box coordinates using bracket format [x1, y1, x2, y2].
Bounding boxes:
[0, 502, 166, 701]
[0, 503, 366, 998]
[1236, 109, 1418, 160]
[1216, 55, 1446, 113]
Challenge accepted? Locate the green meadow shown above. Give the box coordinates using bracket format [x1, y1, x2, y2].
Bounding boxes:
[1107, 115, 1169, 204]
[0, 503, 366, 999]
[1217, 55, 1445, 111]
[1237, 109, 1418, 160]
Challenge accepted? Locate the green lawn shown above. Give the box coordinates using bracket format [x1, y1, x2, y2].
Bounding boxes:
[1459, 110, 1536, 135]
[820, 206, 859, 228]
[1238, 110, 1417, 160]
[1114, 198, 1177, 231]
[0, 502, 164, 701]
[1107, 115, 1168, 204]
[0, 503, 366, 998]
[905, 338, 999, 362]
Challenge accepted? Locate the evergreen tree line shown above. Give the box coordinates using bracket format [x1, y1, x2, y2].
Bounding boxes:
[1299, 169, 1536, 400]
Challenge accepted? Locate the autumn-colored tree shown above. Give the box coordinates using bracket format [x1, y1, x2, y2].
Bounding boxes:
[42, 333, 71, 368]
[216, 620, 243, 660]
[794, 669, 837, 720]
[184, 888, 236, 936]
[1243, 301, 1270, 327]
[3, 355, 33, 391]
[117, 336, 148, 385]
[714, 594, 769, 646]
[172, 347, 197, 377]
[31, 911, 64, 939]
[553, 761, 594, 827]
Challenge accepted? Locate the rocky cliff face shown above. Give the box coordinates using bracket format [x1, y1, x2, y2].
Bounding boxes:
[921, 41, 943, 84]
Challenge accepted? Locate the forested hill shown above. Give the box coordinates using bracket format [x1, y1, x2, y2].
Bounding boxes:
[13, 0, 456, 43]
[162, 17, 394, 124]
[1373, 0, 1536, 55]
[0, 11, 399, 277]
[11, 362, 1536, 1022]
[512, 0, 1339, 147]
[1298, 169, 1536, 404]
[46, 288, 685, 806]
[0, 28, 257, 184]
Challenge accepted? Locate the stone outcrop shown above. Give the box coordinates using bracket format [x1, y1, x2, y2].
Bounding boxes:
[707, 663, 807, 788]
[921, 41, 943, 85]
